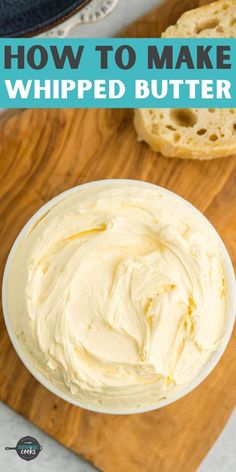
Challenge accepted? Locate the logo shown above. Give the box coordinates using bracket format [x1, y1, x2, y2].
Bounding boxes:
[5, 436, 42, 461]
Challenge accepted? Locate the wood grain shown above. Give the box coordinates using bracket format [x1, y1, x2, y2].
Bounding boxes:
[0, 1, 236, 472]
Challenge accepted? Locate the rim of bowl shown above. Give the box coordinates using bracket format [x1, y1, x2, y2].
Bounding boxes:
[2, 179, 236, 415]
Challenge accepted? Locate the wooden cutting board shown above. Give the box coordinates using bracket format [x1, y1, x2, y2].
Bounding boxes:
[0, 1, 236, 471]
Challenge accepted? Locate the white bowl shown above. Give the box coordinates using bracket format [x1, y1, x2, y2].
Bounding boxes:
[2, 179, 236, 415]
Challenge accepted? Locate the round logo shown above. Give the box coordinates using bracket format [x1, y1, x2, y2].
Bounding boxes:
[5, 436, 42, 461]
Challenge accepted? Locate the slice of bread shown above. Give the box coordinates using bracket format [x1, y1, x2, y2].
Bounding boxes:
[135, 108, 236, 160]
[134, 0, 236, 160]
[163, 0, 236, 38]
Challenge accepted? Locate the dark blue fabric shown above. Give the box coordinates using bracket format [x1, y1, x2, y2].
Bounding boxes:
[0, 0, 89, 37]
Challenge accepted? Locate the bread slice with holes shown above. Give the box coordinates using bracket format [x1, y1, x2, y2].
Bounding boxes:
[134, 108, 236, 160]
[162, 0, 236, 38]
[134, 0, 236, 160]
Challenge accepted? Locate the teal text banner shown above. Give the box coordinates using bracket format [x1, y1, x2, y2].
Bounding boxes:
[0, 38, 235, 108]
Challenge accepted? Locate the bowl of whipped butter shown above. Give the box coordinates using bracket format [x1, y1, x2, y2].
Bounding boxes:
[2, 180, 236, 414]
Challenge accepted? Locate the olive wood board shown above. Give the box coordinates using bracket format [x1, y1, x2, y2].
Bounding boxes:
[0, 1, 236, 471]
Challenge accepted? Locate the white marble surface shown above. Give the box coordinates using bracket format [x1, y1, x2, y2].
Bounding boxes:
[0, 402, 95, 471]
[0, 1, 235, 471]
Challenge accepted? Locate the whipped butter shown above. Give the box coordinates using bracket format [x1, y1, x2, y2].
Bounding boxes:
[7, 183, 226, 410]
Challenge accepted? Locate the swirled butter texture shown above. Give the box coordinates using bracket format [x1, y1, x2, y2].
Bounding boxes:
[7, 183, 226, 410]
